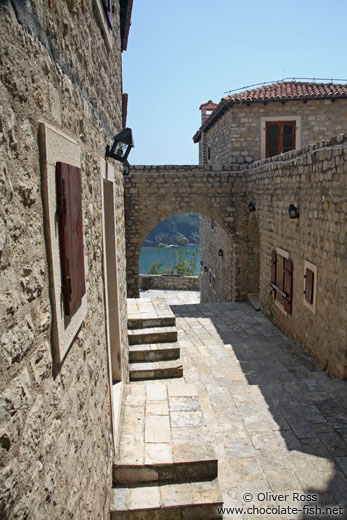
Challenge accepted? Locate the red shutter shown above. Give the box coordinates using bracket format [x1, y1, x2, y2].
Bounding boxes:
[304, 268, 314, 304]
[56, 162, 86, 316]
[122, 93, 128, 129]
[283, 258, 293, 314]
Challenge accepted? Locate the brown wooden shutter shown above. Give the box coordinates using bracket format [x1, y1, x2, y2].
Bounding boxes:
[304, 268, 314, 304]
[56, 162, 86, 316]
[122, 93, 128, 129]
[283, 258, 293, 314]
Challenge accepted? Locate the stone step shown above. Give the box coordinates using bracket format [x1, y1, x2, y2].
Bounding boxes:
[114, 460, 218, 486]
[247, 292, 260, 311]
[110, 479, 223, 519]
[129, 360, 183, 381]
[127, 297, 176, 330]
[115, 382, 218, 485]
[128, 316, 176, 330]
[128, 326, 178, 345]
[129, 343, 180, 363]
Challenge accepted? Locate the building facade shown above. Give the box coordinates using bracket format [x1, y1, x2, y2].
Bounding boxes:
[194, 82, 347, 167]
[0, 1, 132, 518]
[194, 82, 347, 379]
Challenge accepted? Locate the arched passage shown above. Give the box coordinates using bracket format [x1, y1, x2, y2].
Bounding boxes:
[139, 213, 200, 276]
[124, 165, 248, 299]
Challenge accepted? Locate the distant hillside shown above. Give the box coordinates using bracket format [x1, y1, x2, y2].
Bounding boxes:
[143, 213, 199, 245]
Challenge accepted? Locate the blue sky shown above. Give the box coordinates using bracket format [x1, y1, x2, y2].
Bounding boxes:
[123, 0, 347, 165]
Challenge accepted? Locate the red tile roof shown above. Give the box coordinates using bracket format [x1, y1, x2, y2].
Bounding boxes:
[193, 81, 347, 142]
[224, 81, 347, 104]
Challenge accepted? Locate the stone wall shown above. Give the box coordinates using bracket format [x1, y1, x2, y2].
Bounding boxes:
[248, 135, 347, 380]
[198, 135, 347, 379]
[125, 165, 248, 300]
[0, 2, 128, 518]
[201, 99, 347, 167]
[140, 274, 199, 291]
[199, 216, 233, 303]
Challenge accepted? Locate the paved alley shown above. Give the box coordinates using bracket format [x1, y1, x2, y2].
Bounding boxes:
[141, 291, 347, 519]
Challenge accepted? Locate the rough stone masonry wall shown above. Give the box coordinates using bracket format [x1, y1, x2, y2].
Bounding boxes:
[0, 2, 127, 519]
[199, 215, 233, 303]
[204, 99, 347, 166]
[250, 135, 347, 379]
[125, 165, 248, 300]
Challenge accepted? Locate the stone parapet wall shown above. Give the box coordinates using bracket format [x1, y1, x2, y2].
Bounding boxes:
[0, 2, 127, 518]
[140, 275, 200, 291]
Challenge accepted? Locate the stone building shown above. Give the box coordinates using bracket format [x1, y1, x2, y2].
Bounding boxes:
[193, 81, 347, 167]
[192, 81, 347, 379]
[0, 0, 133, 518]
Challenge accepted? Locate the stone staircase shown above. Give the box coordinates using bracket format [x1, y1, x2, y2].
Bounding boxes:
[127, 298, 183, 381]
[111, 382, 223, 519]
[110, 298, 223, 519]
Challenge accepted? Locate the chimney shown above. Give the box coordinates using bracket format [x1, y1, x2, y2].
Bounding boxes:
[200, 100, 218, 125]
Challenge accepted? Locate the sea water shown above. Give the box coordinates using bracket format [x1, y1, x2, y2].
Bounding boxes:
[139, 245, 200, 275]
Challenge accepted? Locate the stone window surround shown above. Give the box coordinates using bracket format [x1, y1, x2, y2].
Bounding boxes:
[274, 246, 290, 317]
[303, 260, 317, 314]
[261, 116, 301, 160]
[39, 122, 87, 364]
[93, 0, 113, 51]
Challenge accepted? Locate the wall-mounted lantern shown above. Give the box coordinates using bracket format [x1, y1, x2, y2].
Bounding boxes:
[204, 266, 208, 272]
[288, 204, 299, 219]
[248, 201, 256, 212]
[218, 249, 223, 257]
[106, 127, 134, 174]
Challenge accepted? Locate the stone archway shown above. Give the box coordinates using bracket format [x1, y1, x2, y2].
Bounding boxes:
[124, 165, 248, 298]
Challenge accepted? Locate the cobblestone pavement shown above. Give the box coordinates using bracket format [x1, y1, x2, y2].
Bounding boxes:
[141, 291, 347, 520]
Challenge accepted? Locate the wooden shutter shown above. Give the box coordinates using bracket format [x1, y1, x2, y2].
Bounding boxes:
[122, 93, 128, 129]
[283, 258, 293, 314]
[56, 162, 86, 316]
[304, 268, 314, 304]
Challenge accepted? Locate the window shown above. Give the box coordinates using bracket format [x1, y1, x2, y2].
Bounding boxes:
[40, 122, 87, 364]
[101, 0, 113, 28]
[303, 260, 317, 314]
[261, 116, 300, 160]
[266, 121, 296, 158]
[270, 248, 293, 315]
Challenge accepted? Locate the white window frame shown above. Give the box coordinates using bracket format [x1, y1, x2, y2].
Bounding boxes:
[261, 116, 301, 160]
[303, 260, 317, 314]
[93, 0, 113, 51]
[274, 246, 290, 317]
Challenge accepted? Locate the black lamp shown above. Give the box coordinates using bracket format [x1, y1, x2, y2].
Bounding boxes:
[204, 266, 208, 272]
[288, 204, 299, 219]
[248, 201, 256, 212]
[218, 249, 223, 257]
[106, 127, 134, 164]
